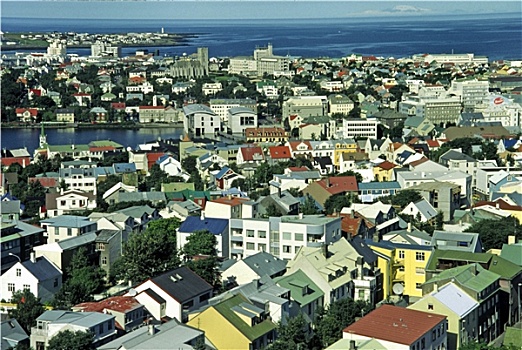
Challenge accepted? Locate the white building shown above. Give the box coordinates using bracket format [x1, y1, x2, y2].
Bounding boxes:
[209, 98, 257, 123]
[182, 104, 220, 136]
[448, 79, 489, 110]
[283, 95, 328, 119]
[342, 118, 379, 139]
[228, 56, 257, 76]
[202, 82, 223, 96]
[423, 53, 488, 65]
[320, 80, 344, 92]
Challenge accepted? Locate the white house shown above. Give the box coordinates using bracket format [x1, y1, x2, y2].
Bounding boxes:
[156, 155, 186, 178]
[227, 107, 258, 134]
[401, 198, 438, 222]
[1, 254, 62, 303]
[183, 104, 220, 137]
[202, 82, 223, 96]
[40, 215, 98, 243]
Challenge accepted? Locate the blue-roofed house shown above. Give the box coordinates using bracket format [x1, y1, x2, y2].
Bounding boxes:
[156, 155, 186, 178]
[221, 251, 287, 287]
[212, 166, 245, 191]
[431, 230, 483, 253]
[1, 319, 29, 350]
[177, 214, 229, 257]
[497, 138, 521, 153]
[358, 181, 401, 203]
[40, 215, 97, 243]
[1, 255, 62, 303]
[408, 282, 479, 350]
[113, 163, 137, 174]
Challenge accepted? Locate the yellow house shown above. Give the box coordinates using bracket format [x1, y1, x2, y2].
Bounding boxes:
[333, 140, 358, 168]
[187, 294, 276, 350]
[408, 282, 480, 350]
[367, 240, 433, 298]
[372, 160, 397, 182]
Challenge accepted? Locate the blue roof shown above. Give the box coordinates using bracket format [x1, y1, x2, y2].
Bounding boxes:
[113, 163, 136, 173]
[215, 166, 231, 179]
[179, 216, 229, 235]
[358, 181, 401, 190]
[40, 215, 94, 228]
[365, 239, 433, 251]
[503, 139, 518, 148]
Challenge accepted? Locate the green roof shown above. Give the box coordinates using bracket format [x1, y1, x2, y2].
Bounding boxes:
[89, 140, 123, 148]
[425, 264, 499, 293]
[275, 270, 324, 306]
[500, 243, 522, 266]
[162, 183, 195, 193]
[426, 250, 522, 280]
[48, 144, 90, 152]
[213, 294, 276, 341]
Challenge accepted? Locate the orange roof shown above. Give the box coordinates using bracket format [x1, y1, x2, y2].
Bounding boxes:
[288, 166, 310, 172]
[287, 141, 312, 152]
[426, 139, 440, 148]
[111, 102, 126, 110]
[74, 296, 142, 330]
[211, 196, 249, 206]
[343, 304, 446, 346]
[89, 146, 115, 152]
[318, 176, 358, 194]
[377, 161, 396, 171]
[139, 106, 164, 110]
[408, 157, 429, 167]
[147, 153, 166, 169]
[239, 146, 264, 161]
[29, 177, 58, 188]
[15, 108, 38, 116]
[269, 146, 291, 159]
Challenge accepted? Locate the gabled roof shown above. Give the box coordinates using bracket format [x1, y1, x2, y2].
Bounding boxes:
[376, 160, 396, 170]
[431, 283, 479, 317]
[241, 252, 287, 278]
[500, 243, 522, 266]
[19, 256, 61, 281]
[239, 146, 265, 161]
[268, 146, 291, 159]
[1, 319, 28, 350]
[343, 305, 446, 345]
[275, 269, 323, 306]
[317, 176, 358, 194]
[36, 310, 113, 327]
[178, 216, 228, 235]
[149, 266, 213, 303]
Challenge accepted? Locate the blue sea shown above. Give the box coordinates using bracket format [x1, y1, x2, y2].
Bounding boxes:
[1, 13, 521, 60]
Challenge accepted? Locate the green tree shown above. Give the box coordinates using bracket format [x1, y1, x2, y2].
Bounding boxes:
[183, 229, 217, 257]
[265, 203, 283, 217]
[465, 217, 521, 251]
[181, 155, 198, 174]
[185, 256, 220, 287]
[8, 289, 45, 333]
[459, 342, 519, 350]
[52, 247, 105, 309]
[301, 194, 319, 215]
[48, 329, 94, 350]
[189, 170, 205, 191]
[115, 218, 180, 284]
[336, 170, 363, 183]
[435, 210, 444, 230]
[324, 194, 351, 215]
[314, 299, 372, 348]
[268, 313, 310, 350]
[381, 189, 422, 209]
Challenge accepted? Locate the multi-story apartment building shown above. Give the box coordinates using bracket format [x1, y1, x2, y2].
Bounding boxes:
[227, 107, 258, 135]
[254, 43, 290, 77]
[244, 127, 287, 143]
[138, 106, 166, 123]
[448, 79, 489, 111]
[209, 98, 257, 122]
[341, 118, 379, 139]
[282, 95, 328, 119]
[422, 53, 488, 65]
[400, 87, 462, 126]
[229, 214, 342, 261]
[91, 41, 121, 57]
[228, 56, 257, 76]
[40, 215, 97, 243]
[328, 93, 354, 116]
[58, 167, 96, 193]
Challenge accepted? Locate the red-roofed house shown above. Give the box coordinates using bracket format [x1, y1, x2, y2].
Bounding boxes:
[205, 196, 252, 219]
[302, 176, 359, 207]
[268, 145, 292, 164]
[15, 108, 38, 122]
[338, 212, 375, 239]
[286, 141, 313, 158]
[236, 146, 265, 165]
[373, 160, 397, 182]
[426, 139, 441, 151]
[146, 152, 166, 170]
[72, 296, 145, 332]
[343, 304, 447, 350]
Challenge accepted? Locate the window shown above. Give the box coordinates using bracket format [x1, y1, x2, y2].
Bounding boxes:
[16, 269, 21, 277]
[295, 233, 304, 241]
[258, 230, 266, 239]
[282, 232, 291, 240]
[8, 283, 15, 292]
[67, 228, 72, 236]
[23, 284, 30, 290]
[283, 245, 291, 253]
[428, 304, 433, 310]
[102, 257, 107, 265]
[246, 242, 255, 250]
[246, 230, 254, 238]
[398, 250, 405, 259]
[358, 290, 365, 299]
[96, 243, 105, 251]
[416, 283, 422, 289]
[416, 252, 425, 261]
[258, 243, 266, 252]
[54, 278, 58, 288]
[416, 267, 425, 274]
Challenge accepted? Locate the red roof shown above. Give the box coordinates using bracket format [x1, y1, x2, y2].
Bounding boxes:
[318, 176, 358, 194]
[287, 141, 312, 152]
[426, 139, 440, 148]
[1, 157, 31, 167]
[74, 296, 142, 330]
[288, 166, 310, 172]
[147, 153, 166, 169]
[377, 160, 396, 171]
[343, 305, 446, 345]
[89, 146, 115, 152]
[289, 114, 299, 121]
[211, 196, 249, 206]
[473, 199, 522, 212]
[269, 146, 291, 159]
[239, 146, 265, 162]
[111, 102, 126, 110]
[29, 177, 58, 188]
[408, 157, 429, 167]
[73, 93, 91, 96]
[139, 106, 164, 110]
[30, 89, 42, 96]
[15, 108, 38, 116]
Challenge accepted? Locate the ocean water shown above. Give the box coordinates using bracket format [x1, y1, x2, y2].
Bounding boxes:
[1, 14, 521, 60]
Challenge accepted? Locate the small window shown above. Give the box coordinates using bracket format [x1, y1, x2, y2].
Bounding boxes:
[416, 283, 422, 289]
[23, 284, 30, 290]
[428, 304, 434, 310]
[8, 283, 15, 292]
[416, 252, 425, 261]
[16, 269, 21, 277]
[295, 233, 304, 241]
[246, 230, 254, 238]
[282, 232, 291, 240]
[398, 250, 405, 259]
[258, 230, 267, 239]
[246, 242, 255, 250]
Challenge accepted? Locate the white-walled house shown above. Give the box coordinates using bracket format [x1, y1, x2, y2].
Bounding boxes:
[40, 215, 97, 243]
[183, 104, 220, 137]
[1, 255, 62, 303]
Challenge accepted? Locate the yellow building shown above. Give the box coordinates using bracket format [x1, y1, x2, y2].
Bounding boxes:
[187, 294, 276, 350]
[372, 160, 397, 182]
[333, 140, 358, 168]
[367, 240, 433, 298]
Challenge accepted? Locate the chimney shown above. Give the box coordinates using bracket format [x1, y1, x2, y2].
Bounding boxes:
[373, 231, 380, 243]
[278, 186, 282, 198]
[433, 283, 438, 293]
[357, 256, 364, 279]
[200, 211, 205, 221]
[351, 208, 355, 218]
[30, 252, 36, 263]
[325, 177, 330, 187]
[299, 212, 303, 220]
[148, 324, 156, 336]
[321, 243, 328, 258]
[495, 202, 500, 209]
[508, 235, 516, 245]
[349, 340, 357, 350]
[407, 221, 412, 233]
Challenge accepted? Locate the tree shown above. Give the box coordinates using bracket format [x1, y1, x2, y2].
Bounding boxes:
[435, 211, 444, 230]
[336, 170, 363, 183]
[459, 342, 519, 350]
[186, 256, 220, 287]
[301, 194, 319, 215]
[8, 289, 45, 333]
[183, 229, 217, 257]
[181, 156, 198, 174]
[52, 247, 105, 309]
[314, 298, 372, 348]
[323, 194, 351, 215]
[465, 217, 521, 251]
[381, 189, 422, 209]
[268, 314, 310, 350]
[115, 218, 180, 283]
[48, 329, 94, 350]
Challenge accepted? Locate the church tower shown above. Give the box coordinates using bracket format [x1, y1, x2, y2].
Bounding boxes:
[39, 123, 47, 149]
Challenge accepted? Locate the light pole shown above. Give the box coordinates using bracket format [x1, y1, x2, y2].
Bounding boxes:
[8, 252, 21, 263]
[518, 283, 522, 323]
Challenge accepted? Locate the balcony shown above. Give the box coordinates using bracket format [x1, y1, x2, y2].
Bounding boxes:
[393, 270, 405, 282]
[230, 235, 243, 242]
[353, 276, 376, 289]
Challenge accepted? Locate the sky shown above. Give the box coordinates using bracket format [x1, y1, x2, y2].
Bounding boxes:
[1, 1, 520, 20]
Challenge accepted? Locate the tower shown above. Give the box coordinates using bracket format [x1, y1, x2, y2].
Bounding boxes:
[197, 47, 209, 75]
[39, 123, 47, 149]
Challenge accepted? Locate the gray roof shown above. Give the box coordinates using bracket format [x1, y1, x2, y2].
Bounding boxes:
[36, 310, 114, 327]
[0, 200, 21, 214]
[118, 192, 166, 203]
[440, 149, 476, 162]
[149, 266, 213, 303]
[57, 232, 97, 250]
[1, 319, 29, 349]
[98, 319, 203, 350]
[21, 256, 61, 281]
[40, 215, 94, 229]
[432, 283, 479, 317]
[229, 106, 256, 115]
[241, 252, 287, 278]
[431, 230, 481, 253]
[116, 205, 156, 219]
[95, 230, 120, 243]
[183, 104, 215, 116]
